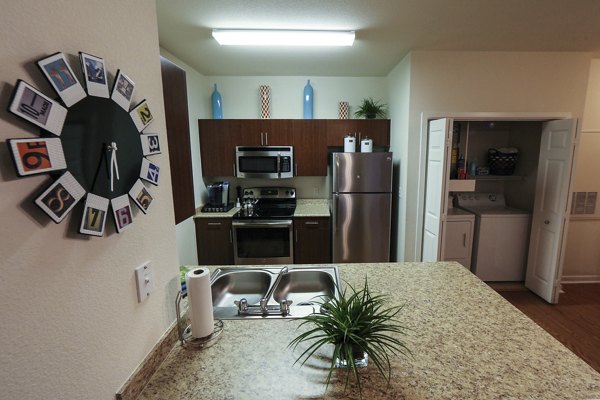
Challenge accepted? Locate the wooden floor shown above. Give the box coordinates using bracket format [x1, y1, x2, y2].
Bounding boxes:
[498, 283, 600, 374]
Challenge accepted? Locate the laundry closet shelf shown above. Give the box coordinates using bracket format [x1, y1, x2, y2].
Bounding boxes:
[472, 175, 525, 181]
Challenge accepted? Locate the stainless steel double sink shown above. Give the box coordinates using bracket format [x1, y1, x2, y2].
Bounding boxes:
[210, 266, 341, 319]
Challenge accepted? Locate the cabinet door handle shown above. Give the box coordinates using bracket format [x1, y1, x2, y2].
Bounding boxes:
[295, 228, 298, 243]
[295, 163, 298, 176]
[229, 229, 233, 243]
[463, 233, 467, 247]
[233, 163, 236, 176]
[305, 221, 319, 225]
[207, 222, 222, 226]
[265, 132, 269, 145]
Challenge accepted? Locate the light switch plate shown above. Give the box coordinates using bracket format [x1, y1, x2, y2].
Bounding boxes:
[135, 261, 154, 302]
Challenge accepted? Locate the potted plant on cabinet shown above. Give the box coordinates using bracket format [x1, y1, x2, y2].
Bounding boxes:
[288, 277, 410, 398]
[354, 97, 388, 119]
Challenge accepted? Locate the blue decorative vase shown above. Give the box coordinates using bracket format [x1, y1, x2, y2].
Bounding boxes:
[303, 80, 313, 119]
[212, 84, 223, 119]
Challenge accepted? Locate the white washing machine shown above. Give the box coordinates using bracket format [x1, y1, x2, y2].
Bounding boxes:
[455, 193, 531, 281]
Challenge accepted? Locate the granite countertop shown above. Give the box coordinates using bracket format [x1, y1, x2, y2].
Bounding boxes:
[194, 199, 329, 219]
[137, 262, 600, 399]
[294, 199, 330, 217]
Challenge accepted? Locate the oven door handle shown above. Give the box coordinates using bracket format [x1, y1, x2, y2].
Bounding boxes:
[232, 220, 293, 228]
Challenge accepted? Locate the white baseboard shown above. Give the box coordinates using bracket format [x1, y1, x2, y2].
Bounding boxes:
[561, 275, 600, 284]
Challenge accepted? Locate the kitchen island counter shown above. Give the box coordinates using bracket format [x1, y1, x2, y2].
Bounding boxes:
[137, 262, 600, 399]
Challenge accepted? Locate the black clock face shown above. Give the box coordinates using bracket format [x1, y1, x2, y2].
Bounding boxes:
[7, 51, 160, 236]
[56, 96, 143, 198]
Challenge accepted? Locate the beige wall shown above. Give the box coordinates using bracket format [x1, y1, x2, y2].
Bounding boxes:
[0, 2, 180, 399]
[401, 51, 591, 261]
[386, 54, 412, 261]
[562, 58, 600, 281]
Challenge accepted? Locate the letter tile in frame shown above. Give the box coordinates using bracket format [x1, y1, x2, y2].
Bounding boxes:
[129, 179, 153, 214]
[111, 194, 134, 233]
[35, 171, 86, 223]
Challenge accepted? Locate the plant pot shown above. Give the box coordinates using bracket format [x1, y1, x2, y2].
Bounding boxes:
[334, 344, 369, 369]
[365, 113, 376, 119]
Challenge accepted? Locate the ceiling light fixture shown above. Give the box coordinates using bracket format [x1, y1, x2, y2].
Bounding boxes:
[212, 29, 355, 47]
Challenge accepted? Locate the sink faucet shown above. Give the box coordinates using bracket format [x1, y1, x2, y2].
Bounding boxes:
[260, 266, 289, 314]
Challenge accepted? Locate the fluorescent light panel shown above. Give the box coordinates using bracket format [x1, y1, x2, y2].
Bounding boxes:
[212, 29, 355, 46]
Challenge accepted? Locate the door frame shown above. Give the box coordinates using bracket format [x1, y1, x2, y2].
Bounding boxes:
[415, 111, 573, 262]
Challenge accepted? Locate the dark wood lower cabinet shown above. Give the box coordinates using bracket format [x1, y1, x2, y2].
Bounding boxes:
[294, 217, 331, 264]
[195, 218, 234, 265]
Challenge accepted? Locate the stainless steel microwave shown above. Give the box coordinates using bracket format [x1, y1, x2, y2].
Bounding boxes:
[235, 146, 294, 179]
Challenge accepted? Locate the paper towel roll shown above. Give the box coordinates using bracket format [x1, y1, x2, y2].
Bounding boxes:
[186, 268, 214, 339]
[344, 135, 356, 152]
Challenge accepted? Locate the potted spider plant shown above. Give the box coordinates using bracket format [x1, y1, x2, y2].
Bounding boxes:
[354, 97, 388, 119]
[288, 277, 410, 397]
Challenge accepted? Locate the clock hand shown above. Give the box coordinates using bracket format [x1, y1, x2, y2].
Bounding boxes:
[107, 142, 119, 192]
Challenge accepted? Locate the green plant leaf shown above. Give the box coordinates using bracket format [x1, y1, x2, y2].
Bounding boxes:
[289, 276, 410, 398]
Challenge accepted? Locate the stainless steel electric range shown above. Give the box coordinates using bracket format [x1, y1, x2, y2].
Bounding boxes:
[232, 187, 296, 265]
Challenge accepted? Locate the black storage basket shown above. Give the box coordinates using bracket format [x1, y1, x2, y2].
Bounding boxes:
[488, 148, 518, 175]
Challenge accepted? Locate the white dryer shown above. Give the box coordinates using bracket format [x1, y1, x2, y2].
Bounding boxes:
[455, 193, 531, 281]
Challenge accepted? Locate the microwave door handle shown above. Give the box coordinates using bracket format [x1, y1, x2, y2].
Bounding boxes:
[277, 153, 281, 178]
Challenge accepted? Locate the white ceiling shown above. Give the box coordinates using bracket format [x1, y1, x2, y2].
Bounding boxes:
[156, 0, 600, 77]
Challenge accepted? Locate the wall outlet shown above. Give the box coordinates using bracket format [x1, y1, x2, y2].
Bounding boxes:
[134, 261, 154, 303]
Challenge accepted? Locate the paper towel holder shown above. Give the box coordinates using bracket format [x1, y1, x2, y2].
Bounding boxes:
[175, 290, 224, 349]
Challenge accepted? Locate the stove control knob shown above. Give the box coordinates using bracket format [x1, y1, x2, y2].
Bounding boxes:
[290, 190, 295, 196]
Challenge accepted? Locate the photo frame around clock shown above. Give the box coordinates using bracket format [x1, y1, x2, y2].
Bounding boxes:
[35, 171, 86, 223]
[8, 80, 68, 136]
[110, 69, 135, 112]
[8, 137, 67, 176]
[37, 52, 86, 107]
[129, 99, 153, 132]
[80, 193, 109, 236]
[140, 133, 161, 156]
[129, 179, 153, 214]
[140, 158, 160, 186]
[111, 194, 134, 233]
[79, 52, 109, 98]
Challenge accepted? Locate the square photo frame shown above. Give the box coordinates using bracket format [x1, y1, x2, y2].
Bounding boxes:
[111, 194, 134, 233]
[79, 52, 110, 98]
[8, 80, 68, 136]
[37, 52, 86, 107]
[128, 179, 153, 214]
[8, 137, 67, 176]
[140, 133, 161, 156]
[140, 158, 160, 186]
[129, 99, 154, 132]
[80, 193, 109, 236]
[35, 171, 86, 223]
[111, 69, 135, 112]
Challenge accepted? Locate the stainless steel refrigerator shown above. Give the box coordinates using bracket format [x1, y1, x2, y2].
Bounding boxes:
[330, 152, 393, 263]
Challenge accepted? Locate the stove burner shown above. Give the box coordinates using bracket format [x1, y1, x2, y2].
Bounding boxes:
[233, 186, 296, 220]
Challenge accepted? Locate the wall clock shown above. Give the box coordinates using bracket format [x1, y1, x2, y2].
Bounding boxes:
[7, 51, 162, 236]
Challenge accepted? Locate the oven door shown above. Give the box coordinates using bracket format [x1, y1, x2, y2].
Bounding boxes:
[232, 220, 294, 265]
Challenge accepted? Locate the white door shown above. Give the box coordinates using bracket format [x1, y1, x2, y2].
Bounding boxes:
[525, 119, 578, 303]
[422, 118, 452, 261]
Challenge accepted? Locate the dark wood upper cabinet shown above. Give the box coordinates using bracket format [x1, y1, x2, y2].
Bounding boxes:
[198, 119, 390, 177]
[160, 56, 195, 224]
[292, 120, 327, 176]
[327, 119, 390, 148]
[199, 119, 241, 177]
